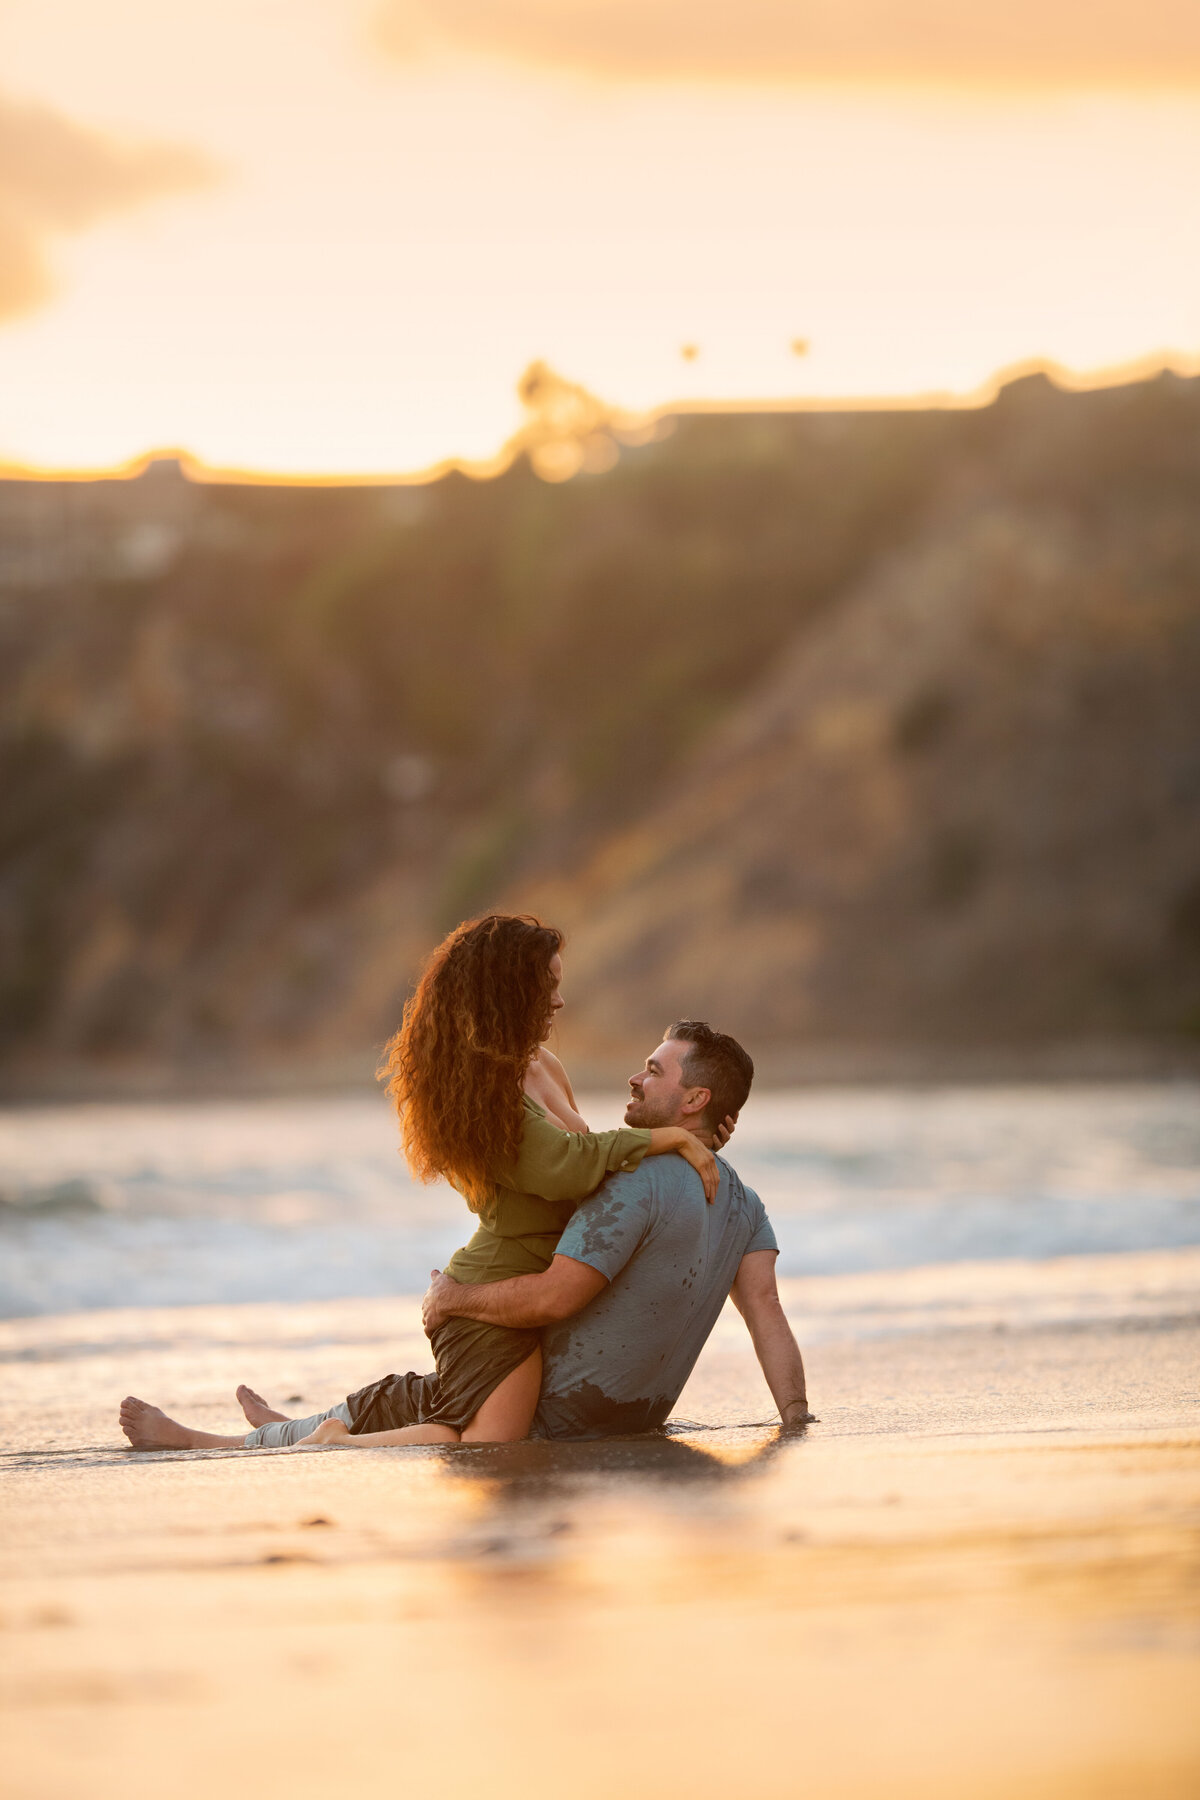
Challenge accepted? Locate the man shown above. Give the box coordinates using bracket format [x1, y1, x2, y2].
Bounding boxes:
[118, 1022, 812, 1449]
[419, 1020, 813, 1439]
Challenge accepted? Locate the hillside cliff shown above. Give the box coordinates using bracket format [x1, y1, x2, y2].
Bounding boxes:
[2, 369, 1198, 1086]
[529, 374, 1200, 1066]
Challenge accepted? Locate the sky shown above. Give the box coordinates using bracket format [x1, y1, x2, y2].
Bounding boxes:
[1, 0, 1198, 478]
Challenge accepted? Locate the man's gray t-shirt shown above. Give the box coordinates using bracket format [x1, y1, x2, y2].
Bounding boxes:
[532, 1153, 777, 1440]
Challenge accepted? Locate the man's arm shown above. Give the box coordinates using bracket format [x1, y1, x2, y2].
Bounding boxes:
[423, 1255, 608, 1334]
[729, 1249, 815, 1428]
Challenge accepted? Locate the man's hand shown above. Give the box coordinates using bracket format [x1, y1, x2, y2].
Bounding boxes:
[421, 1268, 462, 1338]
[420, 1255, 607, 1333]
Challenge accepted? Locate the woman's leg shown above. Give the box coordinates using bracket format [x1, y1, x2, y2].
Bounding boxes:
[297, 1417, 460, 1447]
[460, 1347, 541, 1443]
[298, 1348, 542, 1447]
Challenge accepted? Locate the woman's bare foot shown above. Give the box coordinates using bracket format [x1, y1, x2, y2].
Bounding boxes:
[118, 1396, 245, 1452]
[296, 1418, 352, 1447]
[236, 1384, 287, 1427]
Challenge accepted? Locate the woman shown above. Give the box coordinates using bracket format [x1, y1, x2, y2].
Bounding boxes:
[297, 912, 719, 1448]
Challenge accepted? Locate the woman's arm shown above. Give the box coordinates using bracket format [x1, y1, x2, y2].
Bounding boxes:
[523, 1054, 720, 1197]
[645, 1127, 720, 1201]
[506, 1113, 719, 1205]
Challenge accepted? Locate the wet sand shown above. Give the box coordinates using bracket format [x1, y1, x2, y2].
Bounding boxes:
[2, 1250, 1198, 1800]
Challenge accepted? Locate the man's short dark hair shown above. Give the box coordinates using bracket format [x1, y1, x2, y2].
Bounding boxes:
[666, 1020, 754, 1131]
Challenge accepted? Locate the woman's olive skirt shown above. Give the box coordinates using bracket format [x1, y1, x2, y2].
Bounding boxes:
[345, 1317, 540, 1435]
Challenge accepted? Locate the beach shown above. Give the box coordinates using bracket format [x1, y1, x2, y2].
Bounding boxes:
[3, 1242, 1198, 1800]
[5, 8, 1198, 1784]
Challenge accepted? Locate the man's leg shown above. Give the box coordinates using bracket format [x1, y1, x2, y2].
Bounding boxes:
[236, 1385, 287, 1427]
[119, 1395, 355, 1450]
[243, 1400, 354, 1448]
[120, 1397, 248, 1450]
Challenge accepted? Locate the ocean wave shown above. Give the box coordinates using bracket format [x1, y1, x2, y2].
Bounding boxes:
[0, 1085, 1196, 1318]
[0, 1178, 122, 1217]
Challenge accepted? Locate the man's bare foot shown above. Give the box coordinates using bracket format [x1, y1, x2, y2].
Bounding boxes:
[296, 1418, 352, 1447]
[120, 1396, 208, 1451]
[236, 1384, 287, 1427]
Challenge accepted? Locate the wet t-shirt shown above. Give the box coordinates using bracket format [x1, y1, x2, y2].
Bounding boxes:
[532, 1153, 777, 1440]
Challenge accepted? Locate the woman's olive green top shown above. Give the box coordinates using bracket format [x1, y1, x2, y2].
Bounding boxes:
[443, 1096, 652, 1285]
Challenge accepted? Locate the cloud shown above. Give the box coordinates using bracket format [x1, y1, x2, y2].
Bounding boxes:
[0, 94, 216, 322]
[373, 0, 1200, 88]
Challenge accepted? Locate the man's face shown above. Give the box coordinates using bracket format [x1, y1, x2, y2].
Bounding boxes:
[624, 1038, 703, 1129]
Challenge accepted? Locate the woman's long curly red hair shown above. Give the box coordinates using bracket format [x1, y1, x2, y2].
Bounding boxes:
[379, 914, 564, 1206]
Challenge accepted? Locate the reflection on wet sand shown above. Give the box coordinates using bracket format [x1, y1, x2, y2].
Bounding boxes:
[441, 1423, 799, 1496]
[427, 1428, 802, 1575]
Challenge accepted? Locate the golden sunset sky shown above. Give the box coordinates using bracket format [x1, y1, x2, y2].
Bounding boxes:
[1, 0, 1198, 477]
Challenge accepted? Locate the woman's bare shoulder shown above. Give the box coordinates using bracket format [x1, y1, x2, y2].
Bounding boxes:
[524, 1049, 589, 1133]
[522, 1054, 561, 1109]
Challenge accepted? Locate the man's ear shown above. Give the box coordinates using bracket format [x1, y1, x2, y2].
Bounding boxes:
[683, 1086, 712, 1122]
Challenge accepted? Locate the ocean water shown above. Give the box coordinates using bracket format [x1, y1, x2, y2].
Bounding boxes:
[0, 1083, 1197, 1320]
